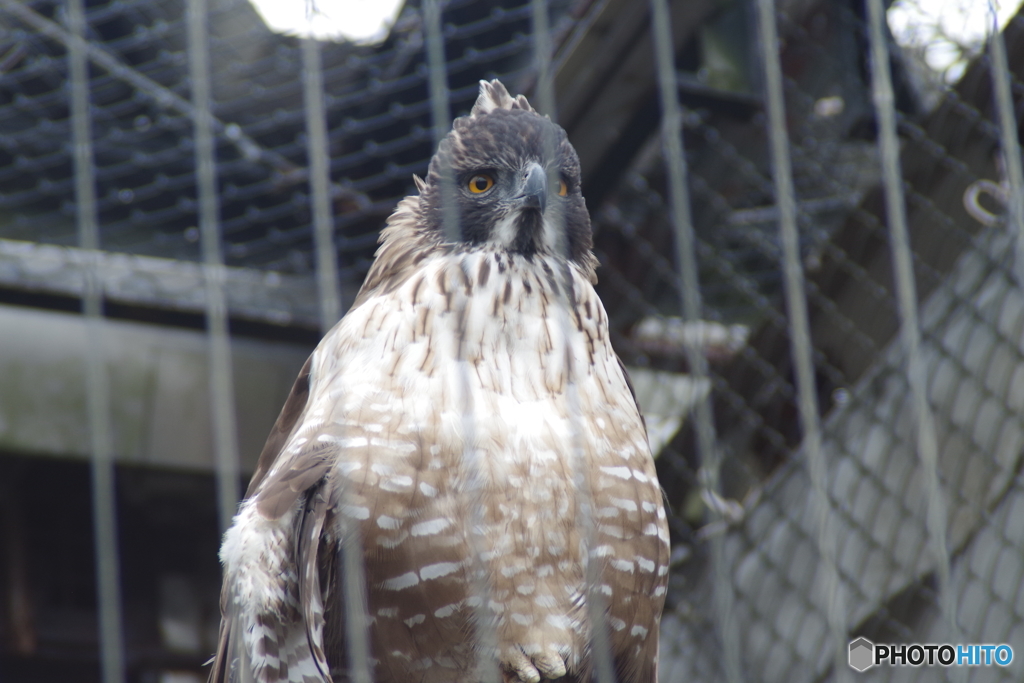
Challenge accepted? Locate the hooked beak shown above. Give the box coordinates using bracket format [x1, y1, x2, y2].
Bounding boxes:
[519, 162, 547, 214]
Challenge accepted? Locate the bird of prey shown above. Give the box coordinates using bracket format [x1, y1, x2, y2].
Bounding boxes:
[211, 80, 670, 683]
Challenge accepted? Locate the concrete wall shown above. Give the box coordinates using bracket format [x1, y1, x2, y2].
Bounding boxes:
[0, 304, 310, 472]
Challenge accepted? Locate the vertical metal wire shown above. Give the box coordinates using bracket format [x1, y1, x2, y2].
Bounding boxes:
[66, 1, 126, 682]
[864, 0, 960, 648]
[529, 2, 614, 682]
[648, 0, 741, 680]
[530, 0, 556, 118]
[186, 0, 241, 534]
[987, 5, 1024, 286]
[755, 1, 849, 679]
[302, 35, 342, 330]
[424, 0, 460, 244]
[338, 514, 372, 683]
[301, 22, 372, 683]
[423, 3, 498, 681]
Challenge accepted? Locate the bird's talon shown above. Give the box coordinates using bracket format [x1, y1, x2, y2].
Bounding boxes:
[504, 650, 542, 683]
[533, 651, 567, 679]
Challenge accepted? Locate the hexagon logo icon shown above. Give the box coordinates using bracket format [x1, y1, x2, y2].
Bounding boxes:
[849, 637, 874, 672]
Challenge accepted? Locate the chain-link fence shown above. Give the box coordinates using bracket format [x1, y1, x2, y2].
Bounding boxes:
[1, 0, 1023, 681]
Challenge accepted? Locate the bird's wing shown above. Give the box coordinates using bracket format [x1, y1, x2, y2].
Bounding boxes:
[210, 489, 336, 683]
[295, 486, 333, 682]
[209, 585, 254, 683]
[244, 354, 313, 500]
[248, 350, 343, 522]
[249, 228, 432, 523]
[246, 193, 435, 522]
[210, 351, 336, 683]
[615, 355, 647, 433]
[211, 197, 440, 683]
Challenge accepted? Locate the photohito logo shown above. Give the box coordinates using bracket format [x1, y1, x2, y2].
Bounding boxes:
[848, 637, 1013, 671]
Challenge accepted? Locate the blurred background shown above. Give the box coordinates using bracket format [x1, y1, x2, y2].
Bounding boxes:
[1, 0, 1024, 681]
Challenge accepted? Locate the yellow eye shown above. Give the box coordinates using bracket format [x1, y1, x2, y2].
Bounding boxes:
[557, 179, 568, 196]
[468, 174, 494, 194]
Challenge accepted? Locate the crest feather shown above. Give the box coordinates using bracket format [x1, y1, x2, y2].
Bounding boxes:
[470, 79, 535, 117]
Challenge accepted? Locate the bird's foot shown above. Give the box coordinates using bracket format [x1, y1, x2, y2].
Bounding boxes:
[502, 647, 567, 683]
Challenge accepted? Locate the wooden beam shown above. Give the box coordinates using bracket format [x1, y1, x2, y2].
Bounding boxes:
[0, 239, 319, 329]
[550, 0, 719, 203]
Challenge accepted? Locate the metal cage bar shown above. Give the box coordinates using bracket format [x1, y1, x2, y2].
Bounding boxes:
[755, 1, 850, 680]
[10, 0, 1024, 679]
[529, 2, 615, 682]
[67, 0, 127, 681]
[648, 0, 742, 680]
[530, 0, 556, 119]
[186, 0, 242, 535]
[988, 7, 1024, 288]
[424, 0, 461, 247]
[422, 3, 500, 682]
[302, 16, 372, 683]
[865, 0, 960, 646]
[304, 35, 343, 331]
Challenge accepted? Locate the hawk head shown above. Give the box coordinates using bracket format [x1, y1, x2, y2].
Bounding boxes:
[418, 80, 593, 265]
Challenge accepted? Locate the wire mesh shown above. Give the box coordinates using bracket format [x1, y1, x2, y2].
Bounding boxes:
[4, 0, 1024, 681]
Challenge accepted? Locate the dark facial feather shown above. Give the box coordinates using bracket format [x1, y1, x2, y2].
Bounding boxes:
[420, 102, 593, 265]
[352, 81, 598, 315]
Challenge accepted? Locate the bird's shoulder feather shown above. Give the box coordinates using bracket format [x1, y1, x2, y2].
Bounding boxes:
[350, 193, 443, 310]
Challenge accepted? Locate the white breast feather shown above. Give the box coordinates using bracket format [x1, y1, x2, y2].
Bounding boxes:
[220, 247, 667, 683]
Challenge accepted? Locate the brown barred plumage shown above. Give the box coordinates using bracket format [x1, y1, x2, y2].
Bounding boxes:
[210, 80, 669, 683]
